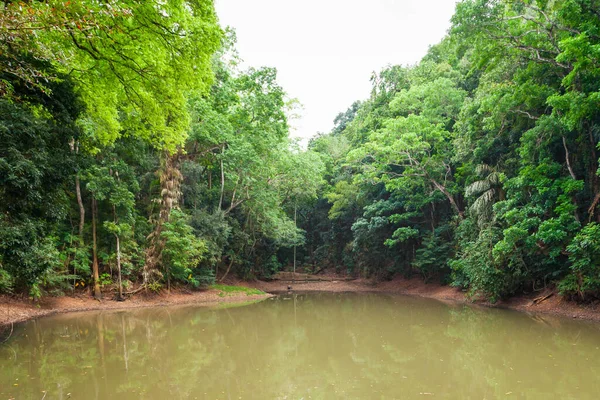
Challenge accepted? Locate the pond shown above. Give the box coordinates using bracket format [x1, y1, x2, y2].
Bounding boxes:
[2, 292, 600, 399]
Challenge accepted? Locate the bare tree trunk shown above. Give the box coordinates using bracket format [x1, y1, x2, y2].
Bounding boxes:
[73, 141, 85, 289]
[76, 174, 85, 240]
[562, 136, 581, 221]
[218, 149, 225, 210]
[431, 179, 464, 219]
[91, 196, 101, 299]
[74, 175, 84, 289]
[115, 233, 123, 300]
[562, 136, 577, 180]
[71, 140, 85, 242]
[229, 186, 237, 213]
[218, 257, 235, 282]
[167, 268, 170, 293]
[293, 202, 297, 284]
[589, 193, 600, 223]
[588, 126, 600, 222]
[112, 190, 124, 301]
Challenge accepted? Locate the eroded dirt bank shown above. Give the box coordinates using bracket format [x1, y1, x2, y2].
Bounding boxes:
[3, 276, 600, 332]
[0, 289, 272, 330]
[239, 276, 600, 322]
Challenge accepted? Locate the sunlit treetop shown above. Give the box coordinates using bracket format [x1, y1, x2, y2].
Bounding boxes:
[1, 0, 222, 151]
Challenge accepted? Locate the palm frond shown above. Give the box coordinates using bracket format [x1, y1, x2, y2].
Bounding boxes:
[488, 171, 501, 186]
[475, 163, 493, 177]
[469, 189, 495, 216]
[465, 180, 491, 197]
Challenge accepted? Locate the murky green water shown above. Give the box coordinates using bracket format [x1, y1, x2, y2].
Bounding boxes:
[2, 293, 600, 399]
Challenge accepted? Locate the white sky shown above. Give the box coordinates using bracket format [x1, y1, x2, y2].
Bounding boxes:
[214, 0, 459, 141]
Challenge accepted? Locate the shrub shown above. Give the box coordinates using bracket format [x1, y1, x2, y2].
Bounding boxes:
[559, 223, 600, 300]
[161, 209, 208, 287]
[0, 268, 13, 293]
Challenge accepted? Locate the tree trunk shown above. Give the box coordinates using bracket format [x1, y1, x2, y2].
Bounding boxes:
[562, 136, 577, 180]
[71, 139, 85, 243]
[143, 151, 183, 286]
[218, 257, 235, 282]
[112, 194, 124, 301]
[115, 233, 123, 300]
[587, 125, 600, 222]
[498, 187, 506, 201]
[561, 136, 581, 221]
[167, 266, 170, 293]
[431, 179, 464, 219]
[218, 149, 225, 210]
[293, 202, 297, 284]
[91, 196, 101, 299]
[76, 174, 85, 241]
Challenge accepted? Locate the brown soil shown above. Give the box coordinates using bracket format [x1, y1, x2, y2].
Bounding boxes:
[0, 289, 272, 330]
[3, 276, 600, 332]
[237, 276, 600, 322]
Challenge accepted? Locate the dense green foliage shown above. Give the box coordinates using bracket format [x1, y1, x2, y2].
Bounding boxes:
[2, 0, 600, 302]
[300, 0, 600, 301]
[0, 1, 322, 298]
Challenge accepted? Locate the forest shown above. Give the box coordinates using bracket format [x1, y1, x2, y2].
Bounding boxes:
[1, 0, 600, 303]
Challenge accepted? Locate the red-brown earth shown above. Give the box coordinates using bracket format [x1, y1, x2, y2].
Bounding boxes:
[2, 274, 600, 335]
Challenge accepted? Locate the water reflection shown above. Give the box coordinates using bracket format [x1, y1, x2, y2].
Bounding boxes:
[2, 293, 600, 399]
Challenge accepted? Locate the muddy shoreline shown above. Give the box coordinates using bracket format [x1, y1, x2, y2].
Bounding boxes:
[2, 276, 600, 332]
[239, 276, 600, 322]
[0, 289, 273, 331]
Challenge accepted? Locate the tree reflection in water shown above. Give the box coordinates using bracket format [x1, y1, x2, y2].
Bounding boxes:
[1, 293, 600, 399]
